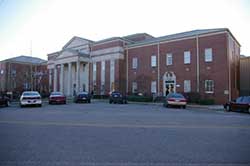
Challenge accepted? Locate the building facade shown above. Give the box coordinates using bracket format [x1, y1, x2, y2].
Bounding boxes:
[0, 56, 49, 97]
[48, 28, 240, 104]
[240, 56, 250, 96]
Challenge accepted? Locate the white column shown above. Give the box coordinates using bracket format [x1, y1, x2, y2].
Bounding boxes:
[67, 62, 72, 96]
[60, 64, 64, 92]
[53, 67, 57, 91]
[49, 69, 52, 92]
[76, 61, 80, 92]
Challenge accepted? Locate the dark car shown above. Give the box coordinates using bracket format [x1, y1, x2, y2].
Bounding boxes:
[163, 93, 187, 109]
[0, 94, 10, 107]
[224, 96, 250, 113]
[74, 92, 91, 103]
[109, 91, 127, 104]
[49, 92, 66, 104]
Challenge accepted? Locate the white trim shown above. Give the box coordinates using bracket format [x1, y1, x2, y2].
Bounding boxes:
[90, 46, 124, 56]
[196, 36, 200, 92]
[157, 43, 160, 95]
[91, 53, 124, 62]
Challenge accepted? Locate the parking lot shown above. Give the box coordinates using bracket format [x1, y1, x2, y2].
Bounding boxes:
[1, 101, 250, 166]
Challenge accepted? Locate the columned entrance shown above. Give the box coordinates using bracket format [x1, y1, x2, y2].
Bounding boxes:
[163, 72, 176, 96]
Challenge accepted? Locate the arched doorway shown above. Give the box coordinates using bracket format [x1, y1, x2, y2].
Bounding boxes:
[163, 72, 176, 96]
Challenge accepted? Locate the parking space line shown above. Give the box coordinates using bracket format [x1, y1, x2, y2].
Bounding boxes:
[1, 120, 250, 129]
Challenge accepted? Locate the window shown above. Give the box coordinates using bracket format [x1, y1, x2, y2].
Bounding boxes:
[184, 80, 191, 93]
[205, 80, 214, 93]
[184, 51, 191, 64]
[151, 55, 157, 67]
[132, 82, 137, 93]
[132, 57, 138, 69]
[166, 53, 172, 65]
[151, 81, 157, 93]
[205, 48, 213, 62]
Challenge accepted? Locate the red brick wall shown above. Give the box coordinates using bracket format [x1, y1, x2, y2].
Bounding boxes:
[199, 33, 228, 104]
[159, 38, 197, 95]
[128, 45, 158, 96]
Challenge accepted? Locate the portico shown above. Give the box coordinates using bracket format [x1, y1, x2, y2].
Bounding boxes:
[47, 36, 92, 96]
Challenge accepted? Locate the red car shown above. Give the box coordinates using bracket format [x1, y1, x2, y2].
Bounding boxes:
[49, 92, 66, 104]
[224, 96, 250, 113]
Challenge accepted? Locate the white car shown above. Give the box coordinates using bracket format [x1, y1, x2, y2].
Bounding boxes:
[20, 91, 42, 107]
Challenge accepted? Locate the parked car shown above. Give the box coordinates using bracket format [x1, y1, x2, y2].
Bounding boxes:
[49, 92, 66, 104]
[20, 91, 42, 107]
[0, 94, 10, 107]
[109, 91, 127, 104]
[224, 96, 250, 113]
[163, 93, 187, 109]
[74, 92, 91, 103]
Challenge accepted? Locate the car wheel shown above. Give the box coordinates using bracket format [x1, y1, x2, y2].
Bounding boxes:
[183, 105, 186, 109]
[38, 104, 42, 107]
[88, 100, 91, 103]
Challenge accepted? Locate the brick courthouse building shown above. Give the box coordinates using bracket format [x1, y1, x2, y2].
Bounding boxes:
[48, 28, 240, 104]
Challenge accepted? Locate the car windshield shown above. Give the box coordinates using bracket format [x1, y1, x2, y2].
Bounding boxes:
[236, 97, 243, 103]
[51, 92, 63, 95]
[167, 93, 184, 98]
[242, 96, 250, 103]
[23, 92, 39, 96]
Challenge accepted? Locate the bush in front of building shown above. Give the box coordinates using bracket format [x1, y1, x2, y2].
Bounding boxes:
[199, 99, 215, 105]
[127, 95, 153, 102]
[184, 92, 201, 103]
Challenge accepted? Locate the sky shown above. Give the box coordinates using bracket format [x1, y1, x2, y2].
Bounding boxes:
[0, 0, 250, 61]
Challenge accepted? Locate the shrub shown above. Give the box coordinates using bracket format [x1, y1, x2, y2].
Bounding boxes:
[184, 92, 201, 104]
[199, 99, 215, 105]
[127, 95, 153, 102]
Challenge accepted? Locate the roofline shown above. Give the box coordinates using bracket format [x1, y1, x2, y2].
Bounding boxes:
[126, 28, 240, 49]
[93, 37, 133, 45]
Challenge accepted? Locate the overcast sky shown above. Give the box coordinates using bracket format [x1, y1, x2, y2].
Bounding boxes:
[0, 0, 249, 61]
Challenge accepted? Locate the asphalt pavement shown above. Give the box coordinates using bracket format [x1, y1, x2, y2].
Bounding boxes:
[0, 101, 250, 166]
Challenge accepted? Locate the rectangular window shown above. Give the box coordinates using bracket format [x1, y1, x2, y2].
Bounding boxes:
[184, 51, 191, 64]
[205, 48, 213, 62]
[184, 80, 191, 93]
[166, 53, 173, 65]
[132, 82, 137, 94]
[132, 57, 138, 69]
[151, 81, 157, 93]
[205, 80, 214, 93]
[151, 55, 157, 67]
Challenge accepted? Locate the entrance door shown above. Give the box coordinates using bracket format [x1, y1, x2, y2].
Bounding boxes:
[163, 72, 176, 96]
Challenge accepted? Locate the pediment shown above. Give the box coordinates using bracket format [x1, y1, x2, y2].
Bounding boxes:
[56, 50, 78, 60]
[63, 36, 93, 50]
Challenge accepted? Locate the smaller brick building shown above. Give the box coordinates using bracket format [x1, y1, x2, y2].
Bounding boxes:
[0, 55, 49, 97]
